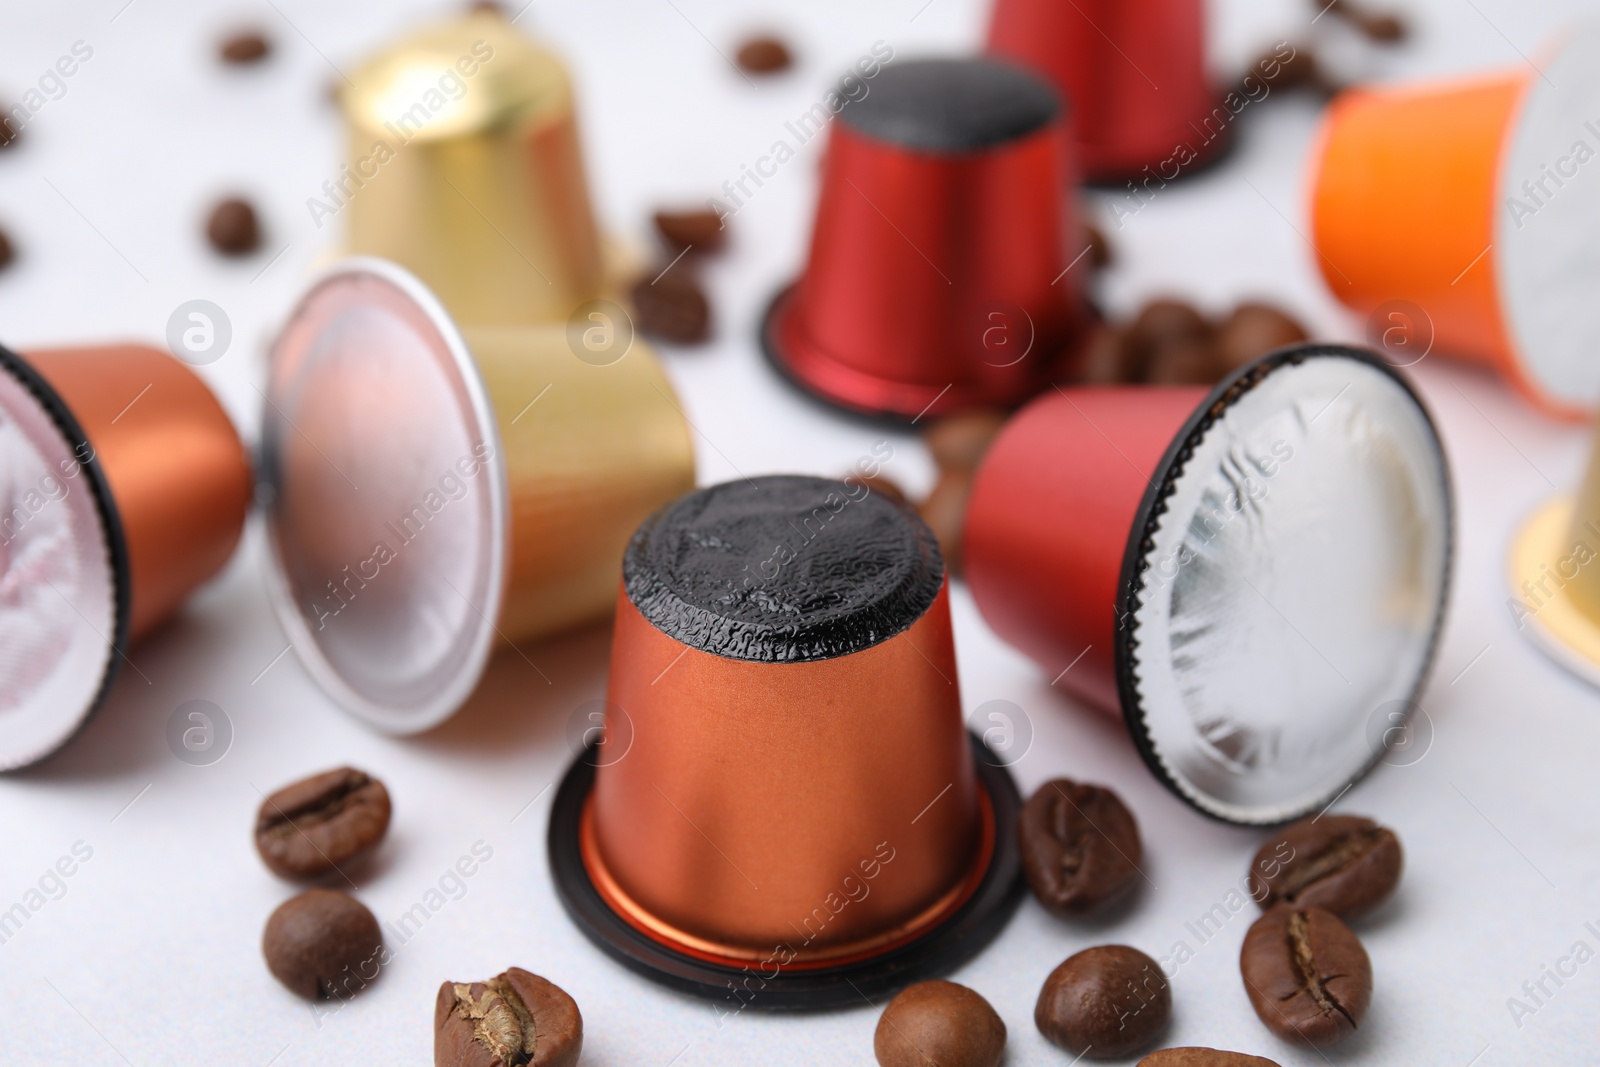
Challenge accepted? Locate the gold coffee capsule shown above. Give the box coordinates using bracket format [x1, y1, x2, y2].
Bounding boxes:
[335, 10, 604, 326]
[261, 259, 694, 733]
[1510, 427, 1600, 684]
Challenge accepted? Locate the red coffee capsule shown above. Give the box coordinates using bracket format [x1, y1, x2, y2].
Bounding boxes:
[0, 343, 252, 768]
[988, 0, 1223, 183]
[965, 344, 1453, 824]
[549, 475, 1021, 1008]
[763, 58, 1085, 421]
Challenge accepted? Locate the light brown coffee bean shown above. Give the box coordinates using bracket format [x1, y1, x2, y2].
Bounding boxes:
[263, 888, 384, 1000]
[1240, 906, 1371, 1047]
[654, 208, 726, 254]
[1037, 945, 1170, 1058]
[1248, 814, 1401, 918]
[1138, 1049, 1283, 1067]
[1019, 778, 1142, 916]
[875, 980, 1005, 1067]
[220, 31, 271, 65]
[1214, 303, 1309, 376]
[434, 968, 583, 1067]
[922, 410, 1008, 473]
[917, 469, 972, 574]
[255, 766, 391, 880]
[206, 197, 262, 256]
[736, 36, 793, 75]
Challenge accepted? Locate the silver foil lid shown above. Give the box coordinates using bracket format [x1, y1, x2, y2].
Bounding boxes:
[0, 353, 120, 769]
[261, 259, 508, 734]
[1121, 349, 1452, 823]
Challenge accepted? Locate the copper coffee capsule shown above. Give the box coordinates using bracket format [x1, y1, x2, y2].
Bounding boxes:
[337, 10, 612, 327]
[762, 58, 1085, 421]
[261, 259, 694, 733]
[0, 344, 251, 768]
[548, 476, 1021, 1007]
[965, 345, 1453, 824]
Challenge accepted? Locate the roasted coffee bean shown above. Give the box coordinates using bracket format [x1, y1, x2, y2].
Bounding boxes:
[630, 270, 710, 343]
[263, 888, 384, 1000]
[0, 114, 20, 151]
[0, 228, 14, 273]
[852, 472, 906, 503]
[735, 36, 793, 75]
[1138, 1049, 1282, 1067]
[220, 31, 271, 65]
[1036, 945, 1170, 1058]
[917, 469, 972, 575]
[1240, 905, 1371, 1047]
[206, 197, 262, 256]
[1144, 337, 1222, 386]
[1077, 322, 1132, 384]
[1252, 45, 1337, 96]
[1123, 299, 1212, 382]
[435, 968, 583, 1067]
[875, 980, 1005, 1067]
[1321, 0, 1408, 43]
[1084, 222, 1113, 270]
[255, 766, 391, 880]
[1019, 778, 1142, 916]
[922, 410, 1007, 473]
[654, 208, 726, 254]
[1248, 814, 1401, 918]
[1215, 303, 1309, 376]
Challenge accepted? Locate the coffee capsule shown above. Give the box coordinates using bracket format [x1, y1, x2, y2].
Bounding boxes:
[1310, 25, 1600, 417]
[1509, 427, 1600, 687]
[762, 57, 1085, 421]
[0, 344, 252, 769]
[548, 476, 1021, 1007]
[261, 258, 694, 733]
[965, 345, 1453, 824]
[987, 0, 1222, 182]
[336, 10, 606, 327]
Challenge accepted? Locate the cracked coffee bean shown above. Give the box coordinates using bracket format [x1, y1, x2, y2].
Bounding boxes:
[630, 270, 710, 344]
[1247, 814, 1401, 919]
[875, 980, 1005, 1067]
[735, 35, 793, 75]
[263, 888, 384, 1000]
[1139, 1049, 1282, 1067]
[1240, 905, 1371, 1048]
[220, 31, 271, 65]
[1036, 945, 1170, 1059]
[1019, 778, 1142, 916]
[434, 967, 583, 1067]
[255, 766, 391, 879]
[206, 197, 262, 256]
[653, 208, 726, 254]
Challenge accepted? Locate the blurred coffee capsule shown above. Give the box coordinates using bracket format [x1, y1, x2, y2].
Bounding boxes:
[0, 344, 251, 769]
[1310, 25, 1600, 417]
[337, 11, 608, 326]
[261, 259, 694, 733]
[763, 58, 1085, 421]
[988, 0, 1223, 182]
[1509, 426, 1600, 687]
[549, 476, 1021, 1006]
[965, 345, 1452, 824]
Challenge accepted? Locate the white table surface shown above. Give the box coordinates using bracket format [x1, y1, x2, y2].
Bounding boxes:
[3, 0, 1599, 1063]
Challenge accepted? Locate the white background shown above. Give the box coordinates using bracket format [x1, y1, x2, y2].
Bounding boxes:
[1, 0, 1598, 1064]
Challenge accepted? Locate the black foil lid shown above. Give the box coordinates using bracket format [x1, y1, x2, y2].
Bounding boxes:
[839, 57, 1060, 153]
[623, 475, 944, 662]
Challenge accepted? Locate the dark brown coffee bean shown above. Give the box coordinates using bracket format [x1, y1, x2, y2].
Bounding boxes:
[852, 472, 906, 503]
[1084, 222, 1113, 270]
[0, 228, 14, 272]
[1240, 906, 1371, 1048]
[1252, 45, 1338, 97]
[917, 469, 972, 575]
[1144, 337, 1222, 386]
[922, 410, 1007, 473]
[631, 270, 710, 343]
[435, 968, 583, 1067]
[1215, 303, 1309, 376]
[1138, 1049, 1283, 1067]
[0, 113, 20, 151]
[1123, 299, 1212, 382]
[1019, 778, 1142, 916]
[735, 36, 793, 75]
[1036, 945, 1170, 1058]
[875, 980, 1005, 1067]
[654, 208, 726, 254]
[255, 766, 391, 880]
[1248, 814, 1401, 919]
[206, 197, 262, 256]
[1359, 12, 1408, 43]
[1076, 322, 1132, 384]
[263, 888, 384, 1000]
[220, 31, 271, 65]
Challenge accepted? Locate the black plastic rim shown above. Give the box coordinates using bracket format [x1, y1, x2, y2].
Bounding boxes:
[1111, 343, 1455, 826]
[0, 342, 131, 771]
[547, 731, 1023, 1010]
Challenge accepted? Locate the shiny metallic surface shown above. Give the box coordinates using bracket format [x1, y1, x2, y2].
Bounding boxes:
[340, 11, 604, 326]
[1127, 355, 1451, 823]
